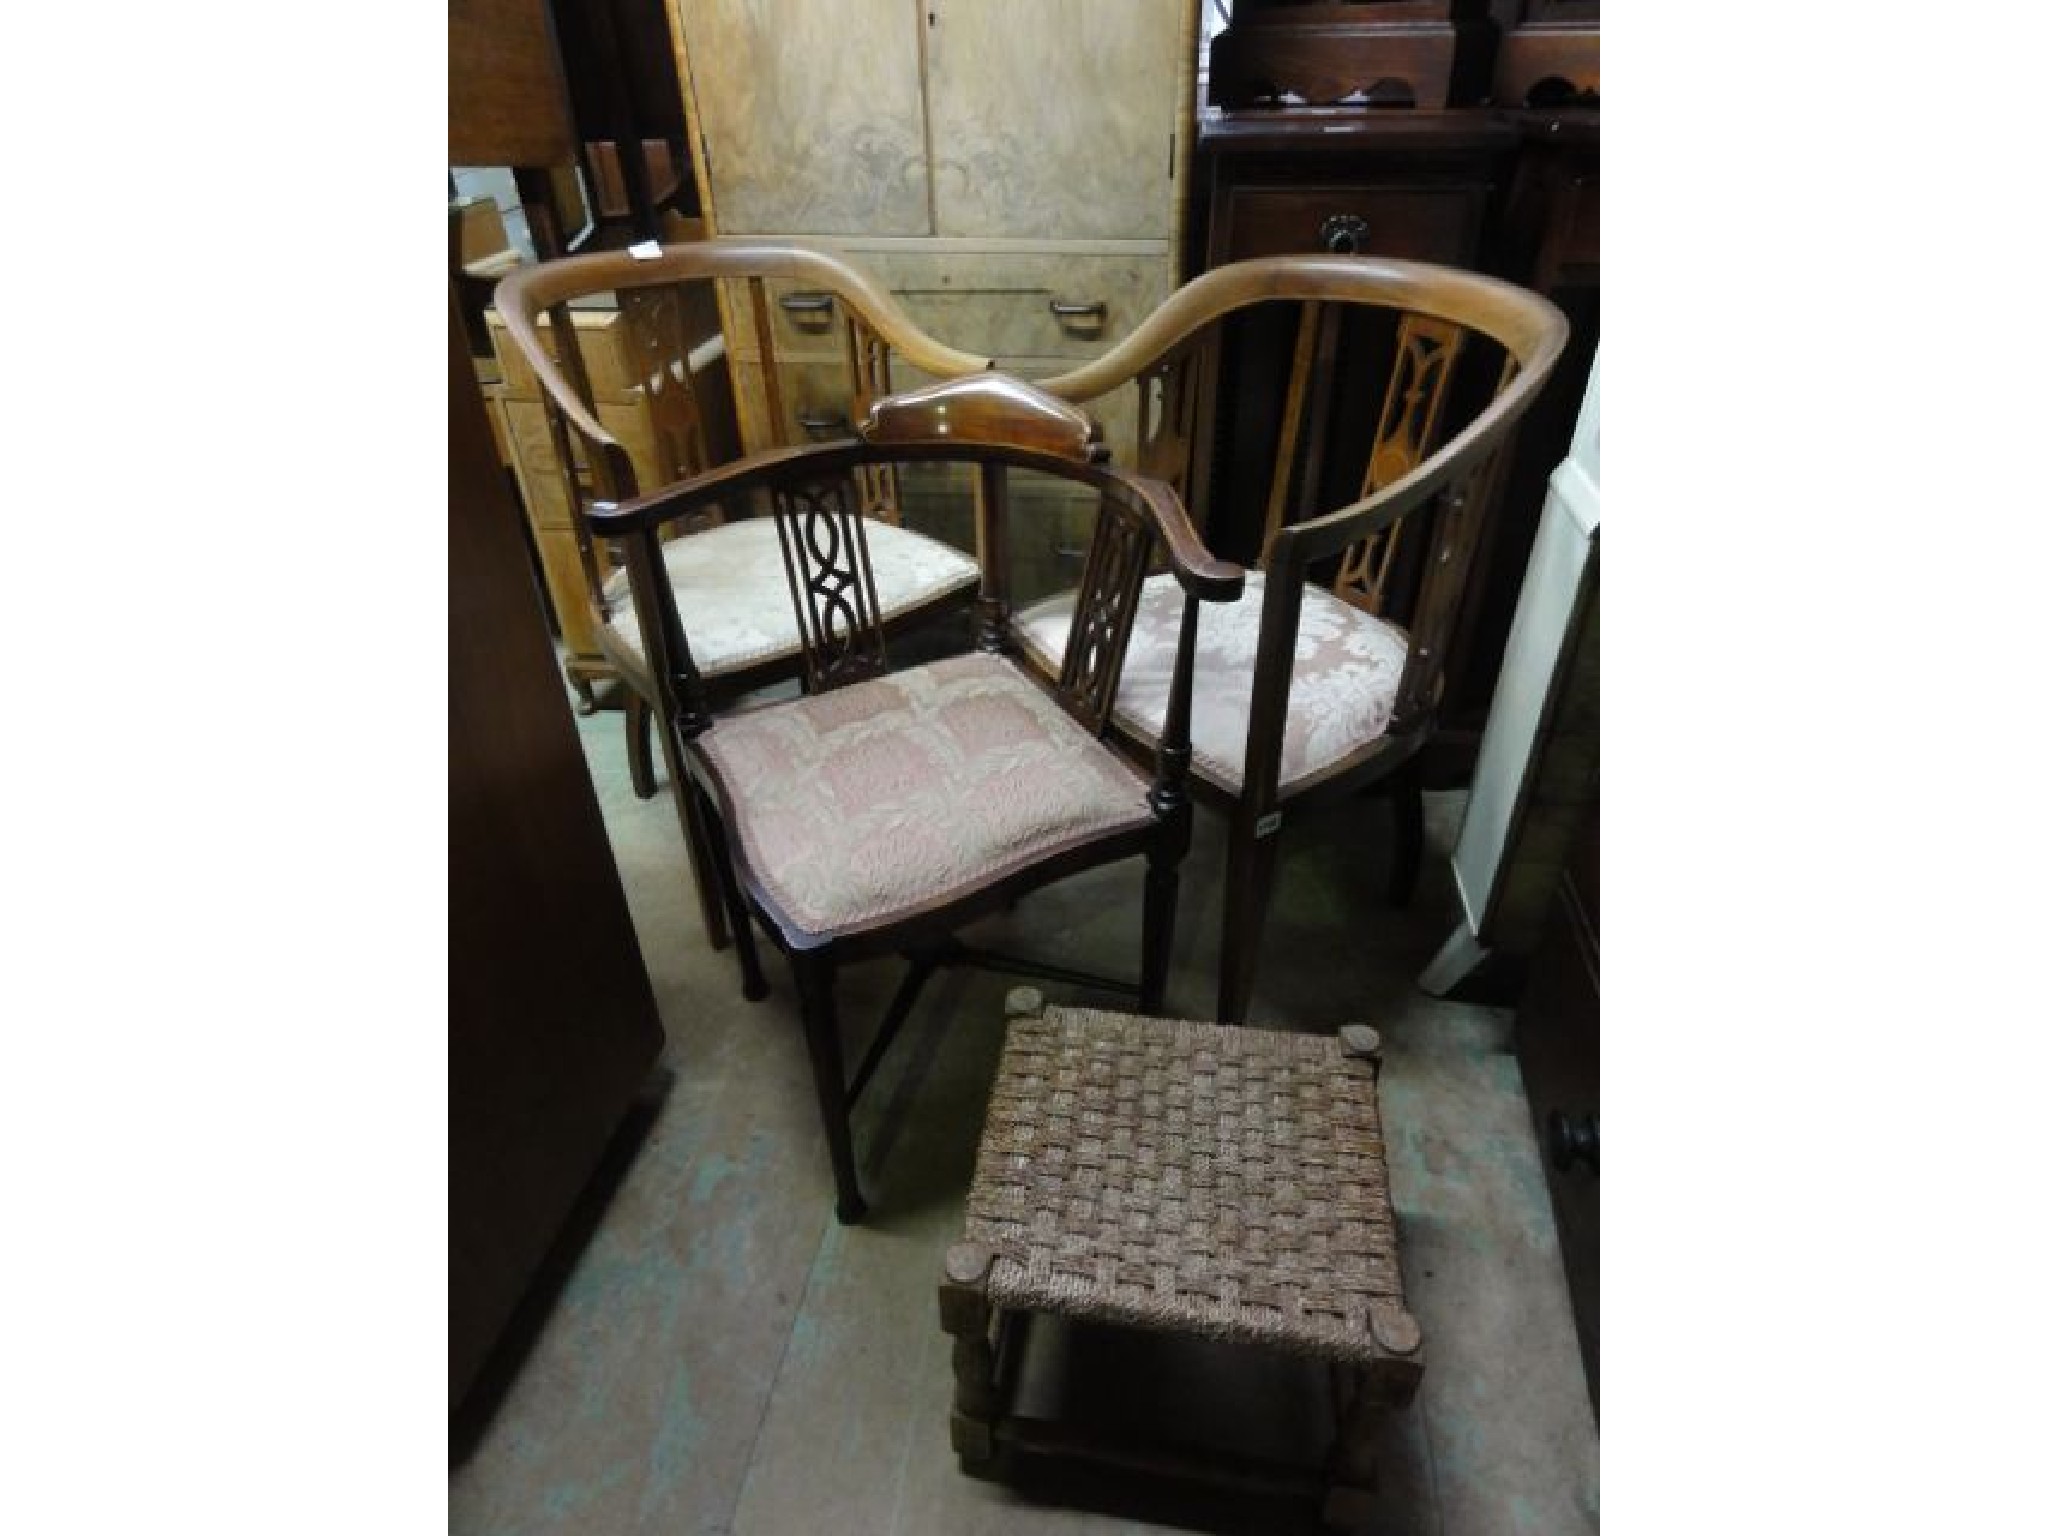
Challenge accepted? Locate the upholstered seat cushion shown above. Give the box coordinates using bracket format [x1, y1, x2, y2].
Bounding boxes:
[602, 516, 978, 677]
[695, 653, 1154, 942]
[1013, 572, 1408, 797]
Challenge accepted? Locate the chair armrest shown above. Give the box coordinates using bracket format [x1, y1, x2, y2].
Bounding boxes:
[1125, 472, 1244, 604]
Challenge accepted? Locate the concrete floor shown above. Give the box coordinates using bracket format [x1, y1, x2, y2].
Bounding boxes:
[450, 686, 1599, 1535]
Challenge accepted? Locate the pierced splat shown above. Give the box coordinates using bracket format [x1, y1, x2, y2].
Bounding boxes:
[1058, 495, 1153, 735]
[770, 475, 890, 693]
[1133, 336, 1210, 506]
[1330, 314, 1467, 616]
[619, 283, 715, 487]
[844, 316, 902, 525]
[1388, 352, 1521, 733]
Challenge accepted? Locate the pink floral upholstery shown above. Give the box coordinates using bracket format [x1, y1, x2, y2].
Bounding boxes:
[601, 516, 978, 677]
[695, 654, 1154, 941]
[1013, 572, 1409, 796]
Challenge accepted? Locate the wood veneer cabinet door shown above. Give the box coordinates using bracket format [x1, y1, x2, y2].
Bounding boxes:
[924, 0, 1188, 240]
[673, 0, 931, 235]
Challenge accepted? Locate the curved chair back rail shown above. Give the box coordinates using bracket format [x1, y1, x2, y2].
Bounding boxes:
[494, 238, 993, 489]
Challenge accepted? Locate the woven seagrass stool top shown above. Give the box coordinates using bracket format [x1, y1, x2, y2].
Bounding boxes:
[961, 1002, 1422, 1368]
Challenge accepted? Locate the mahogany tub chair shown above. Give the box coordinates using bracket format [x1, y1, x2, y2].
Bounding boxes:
[493, 241, 991, 948]
[591, 372, 1244, 1222]
[1020, 255, 1569, 1023]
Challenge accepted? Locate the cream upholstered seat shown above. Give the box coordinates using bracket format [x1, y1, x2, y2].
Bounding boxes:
[695, 653, 1153, 942]
[1015, 571, 1409, 797]
[603, 517, 978, 679]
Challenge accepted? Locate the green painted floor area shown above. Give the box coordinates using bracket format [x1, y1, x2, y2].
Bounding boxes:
[451, 691, 1598, 1535]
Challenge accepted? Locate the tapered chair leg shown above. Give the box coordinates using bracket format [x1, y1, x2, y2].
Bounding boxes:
[1140, 812, 1191, 1015]
[792, 952, 867, 1224]
[654, 719, 732, 952]
[692, 779, 769, 1002]
[1388, 767, 1424, 908]
[625, 691, 658, 800]
[1216, 812, 1284, 1026]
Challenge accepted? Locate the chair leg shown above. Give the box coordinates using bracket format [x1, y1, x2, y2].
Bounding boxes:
[692, 778, 769, 1002]
[625, 691, 658, 800]
[1388, 766, 1424, 908]
[655, 724, 732, 952]
[1216, 812, 1283, 1026]
[1140, 828, 1189, 1016]
[792, 951, 868, 1224]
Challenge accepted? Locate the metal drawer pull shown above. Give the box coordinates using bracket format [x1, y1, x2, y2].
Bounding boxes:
[1320, 214, 1371, 254]
[778, 291, 835, 317]
[796, 409, 852, 440]
[1048, 298, 1108, 322]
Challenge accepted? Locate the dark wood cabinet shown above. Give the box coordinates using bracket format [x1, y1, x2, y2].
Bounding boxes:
[449, 290, 667, 1409]
[1512, 810, 1598, 1411]
[1200, 111, 1515, 270]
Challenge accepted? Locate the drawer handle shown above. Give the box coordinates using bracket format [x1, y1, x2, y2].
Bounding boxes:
[1320, 214, 1372, 255]
[778, 291, 835, 321]
[1547, 1110, 1599, 1174]
[796, 409, 852, 440]
[1049, 298, 1108, 323]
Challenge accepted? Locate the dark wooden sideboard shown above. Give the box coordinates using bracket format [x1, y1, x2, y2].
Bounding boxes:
[449, 289, 667, 1410]
[1511, 806, 1598, 1410]
[1192, 102, 1598, 776]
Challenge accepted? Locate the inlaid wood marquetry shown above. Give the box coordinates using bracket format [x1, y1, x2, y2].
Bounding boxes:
[1332, 313, 1467, 615]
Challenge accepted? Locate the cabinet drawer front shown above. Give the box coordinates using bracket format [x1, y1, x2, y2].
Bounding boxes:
[717, 277, 870, 366]
[1218, 186, 1484, 265]
[863, 252, 1171, 363]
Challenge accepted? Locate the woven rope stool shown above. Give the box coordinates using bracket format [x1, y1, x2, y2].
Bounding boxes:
[939, 991, 1424, 1530]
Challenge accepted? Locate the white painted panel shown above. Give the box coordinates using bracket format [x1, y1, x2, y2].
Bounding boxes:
[1449, 352, 1600, 932]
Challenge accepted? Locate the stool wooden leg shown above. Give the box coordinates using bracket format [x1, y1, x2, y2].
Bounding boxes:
[1325, 1301, 1424, 1530]
[1324, 1364, 1418, 1530]
[939, 1243, 997, 1467]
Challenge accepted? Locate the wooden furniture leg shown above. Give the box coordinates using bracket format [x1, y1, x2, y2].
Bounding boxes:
[939, 1242, 998, 1467]
[793, 952, 867, 1224]
[692, 776, 766, 999]
[1387, 766, 1424, 908]
[651, 706, 731, 951]
[626, 690, 657, 799]
[1217, 812, 1283, 1024]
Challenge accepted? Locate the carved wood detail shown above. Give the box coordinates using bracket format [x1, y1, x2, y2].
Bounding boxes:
[845, 316, 902, 525]
[770, 475, 891, 693]
[1059, 495, 1153, 734]
[1389, 351, 1519, 734]
[1333, 313, 1467, 615]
